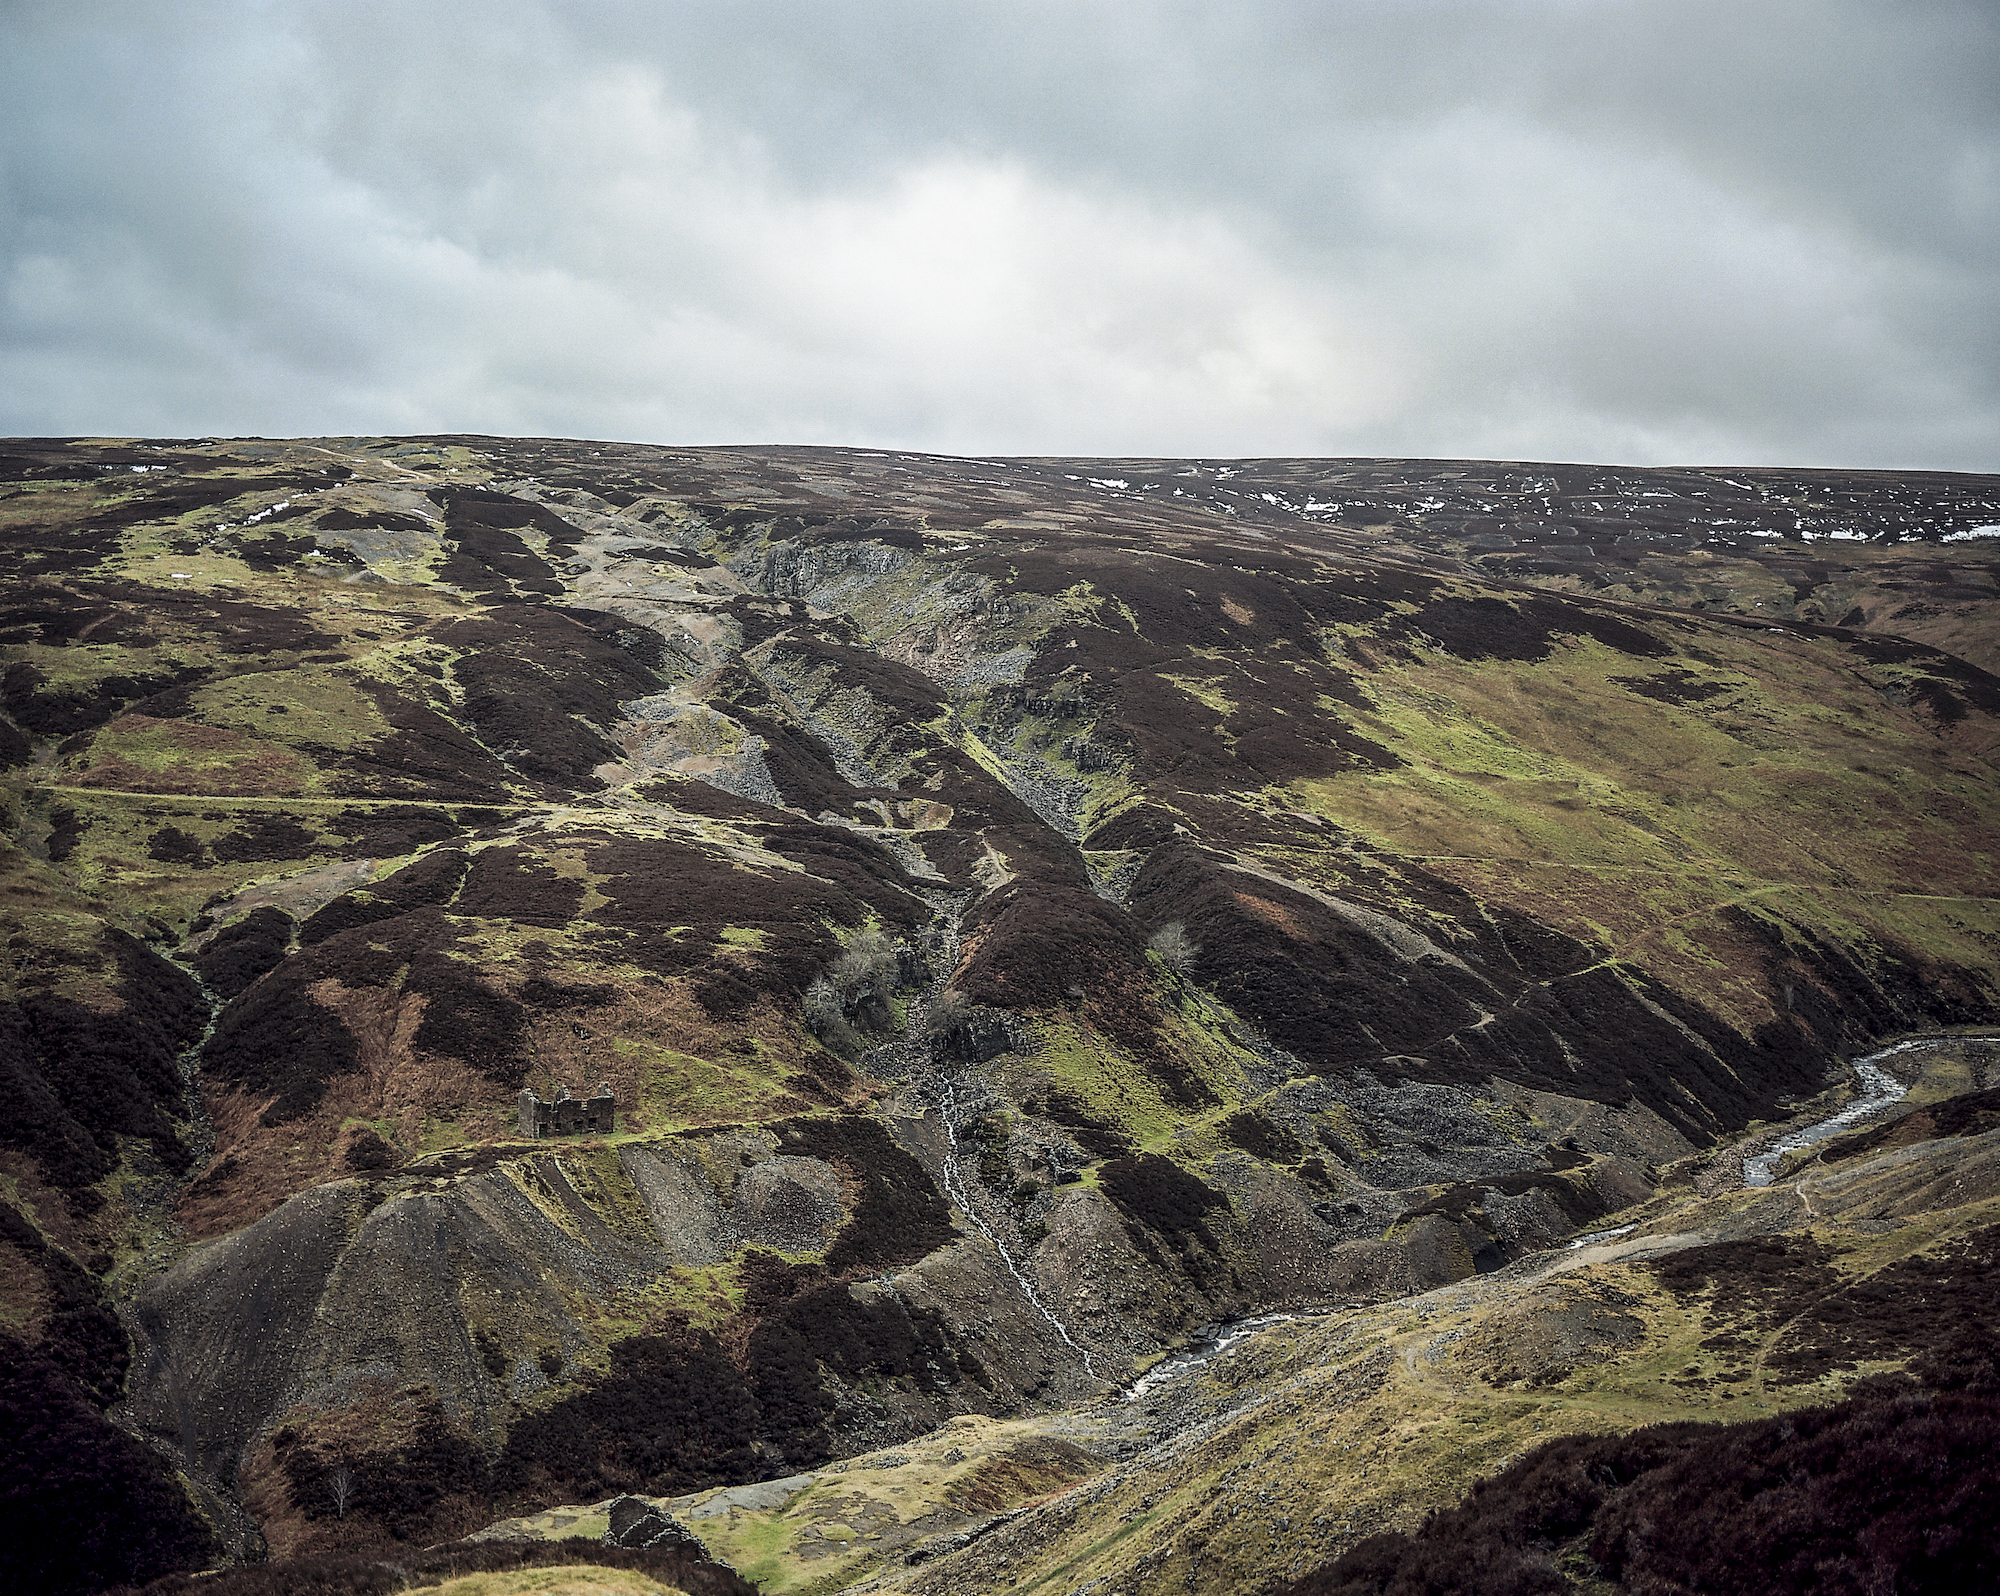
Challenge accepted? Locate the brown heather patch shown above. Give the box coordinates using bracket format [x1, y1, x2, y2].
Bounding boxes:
[337, 1022, 499, 1162]
[201, 939, 367, 1124]
[944, 1435, 1098, 1514]
[454, 845, 587, 928]
[1234, 888, 1312, 939]
[185, 953, 851, 1230]
[517, 976, 839, 1130]
[310, 979, 426, 1088]
[179, 1023, 495, 1239]
[178, 1086, 329, 1240]
[0, 1234, 53, 1337]
[345, 681, 518, 802]
[68, 714, 317, 795]
[0, 921, 207, 1197]
[242, 1379, 493, 1560]
[0, 1152, 85, 1264]
[0, 1332, 218, 1594]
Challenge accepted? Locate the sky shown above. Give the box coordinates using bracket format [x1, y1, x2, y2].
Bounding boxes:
[2, 1, 1996, 468]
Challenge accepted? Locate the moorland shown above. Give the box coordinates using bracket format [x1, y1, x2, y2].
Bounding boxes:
[2, 435, 1998, 1594]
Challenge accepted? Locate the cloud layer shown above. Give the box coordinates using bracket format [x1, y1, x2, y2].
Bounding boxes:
[4, 0, 1996, 467]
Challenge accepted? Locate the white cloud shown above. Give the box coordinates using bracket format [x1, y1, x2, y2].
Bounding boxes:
[1, 0, 1994, 467]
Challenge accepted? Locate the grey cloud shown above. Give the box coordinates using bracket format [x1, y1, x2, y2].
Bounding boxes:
[1, 0, 1994, 467]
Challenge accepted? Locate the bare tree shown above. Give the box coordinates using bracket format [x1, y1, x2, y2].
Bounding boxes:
[328, 1463, 354, 1520]
[830, 927, 898, 993]
[805, 927, 907, 1052]
[804, 972, 862, 1053]
[1149, 921, 1200, 977]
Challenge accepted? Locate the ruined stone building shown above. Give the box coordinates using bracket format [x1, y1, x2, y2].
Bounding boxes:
[517, 1082, 615, 1138]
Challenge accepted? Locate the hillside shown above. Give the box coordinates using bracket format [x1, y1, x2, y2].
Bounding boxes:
[1, 435, 1997, 1592]
[470, 1034, 2000, 1595]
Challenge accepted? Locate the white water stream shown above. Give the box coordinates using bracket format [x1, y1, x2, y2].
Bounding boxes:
[1566, 1222, 1638, 1250]
[1119, 1311, 1305, 1403]
[902, 895, 1102, 1384]
[1741, 1045, 1920, 1186]
[931, 1073, 1101, 1380]
[1741, 1032, 2000, 1187]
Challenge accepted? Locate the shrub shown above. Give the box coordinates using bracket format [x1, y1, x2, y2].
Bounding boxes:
[803, 973, 862, 1053]
[1149, 921, 1200, 976]
[805, 928, 906, 1051]
[830, 927, 899, 995]
[924, 987, 971, 1041]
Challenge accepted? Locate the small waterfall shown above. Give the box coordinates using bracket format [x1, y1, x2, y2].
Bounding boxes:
[930, 1070, 1100, 1382]
[902, 900, 1101, 1383]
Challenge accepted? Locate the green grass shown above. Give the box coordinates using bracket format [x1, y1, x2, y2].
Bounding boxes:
[1248, 620, 2000, 1035]
[418, 1116, 471, 1156]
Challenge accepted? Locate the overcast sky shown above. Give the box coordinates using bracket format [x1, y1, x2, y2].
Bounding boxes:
[3, 1, 1996, 468]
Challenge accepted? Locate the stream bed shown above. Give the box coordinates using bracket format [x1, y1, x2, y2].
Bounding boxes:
[1120, 1312, 1313, 1403]
[1741, 1044, 1923, 1187]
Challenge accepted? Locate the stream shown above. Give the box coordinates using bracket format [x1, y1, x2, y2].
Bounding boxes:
[905, 903, 1102, 1383]
[1118, 1311, 1309, 1403]
[166, 950, 223, 1168]
[1741, 1044, 1920, 1187]
[101, 939, 226, 1299]
[1741, 1032, 2000, 1187]
[932, 1072, 1101, 1380]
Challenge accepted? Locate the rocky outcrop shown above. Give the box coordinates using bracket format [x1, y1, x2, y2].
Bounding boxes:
[601, 1492, 703, 1551]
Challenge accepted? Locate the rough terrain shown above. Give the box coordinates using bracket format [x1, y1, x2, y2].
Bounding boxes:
[1, 436, 1997, 1592]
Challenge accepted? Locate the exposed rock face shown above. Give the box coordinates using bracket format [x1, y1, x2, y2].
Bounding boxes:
[602, 1492, 702, 1551]
[1, 435, 1997, 1573]
[620, 1139, 847, 1262]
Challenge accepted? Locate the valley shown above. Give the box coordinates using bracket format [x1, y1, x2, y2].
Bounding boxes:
[2, 435, 1997, 1594]
[465, 1029, 2000, 1594]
